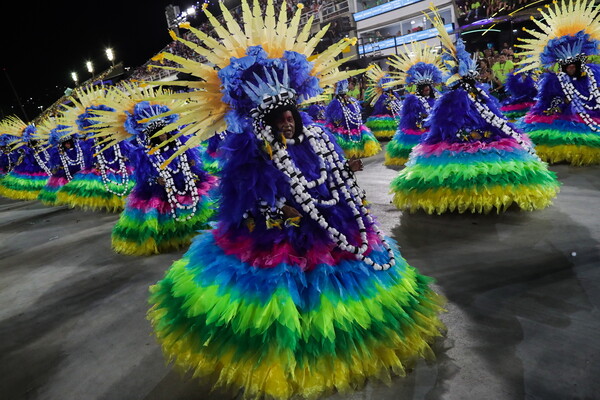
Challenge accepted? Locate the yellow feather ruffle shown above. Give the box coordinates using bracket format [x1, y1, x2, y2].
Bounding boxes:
[535, 145, 600, 166]
[393, 184, 560, 214]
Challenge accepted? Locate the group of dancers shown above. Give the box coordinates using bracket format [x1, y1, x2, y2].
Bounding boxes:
[0, 0, 599, 398]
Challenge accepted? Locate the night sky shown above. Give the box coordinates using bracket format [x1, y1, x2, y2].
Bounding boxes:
[0, 1, 207, 122]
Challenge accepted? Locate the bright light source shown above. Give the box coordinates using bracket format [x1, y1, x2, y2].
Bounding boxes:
[106, 48, 114, 61]
[187, 7, 196, 15]
[410, 20, 415, 24]
[86, 61, 94, 73]
[71, 72, 78, 83]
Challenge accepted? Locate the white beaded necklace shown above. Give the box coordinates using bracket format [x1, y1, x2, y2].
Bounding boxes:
[58, 139, 85, 181]
[466, 85, 538, 157]
[557, 65, 600, 131]
[340, 97, 364, 129]
[33, 147, 52, 175]
[147, 138, 200, 222]
[94, 138, 130, 196]
[256, 122, 395, 271]
[387, 96, 403, 118]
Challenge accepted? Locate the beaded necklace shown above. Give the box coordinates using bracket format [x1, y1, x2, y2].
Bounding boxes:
[147, 138, 200, 222]
[255, 122, 395, 271]
[58, 139, 85, 181]
[557, 65, 600, 131]
[94, 138, 130, 196]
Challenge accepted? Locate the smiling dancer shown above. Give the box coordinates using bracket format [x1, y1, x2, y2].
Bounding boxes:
[145, 1, 446, 399]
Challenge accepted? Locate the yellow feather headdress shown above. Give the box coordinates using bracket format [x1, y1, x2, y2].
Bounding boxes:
[86, 82, 183, 149]
[516, 0, 600, 73]
[56, 85, 118, 138]
[143, 0, 364, 165]
[2, 115, 35, 150]
[385, 41, 445, 89]
[363, 64, 393, 107]
[426, 4, 478, 87]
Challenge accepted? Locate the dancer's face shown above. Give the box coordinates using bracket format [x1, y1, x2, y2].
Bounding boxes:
[276, 110, 296, 139]
[566, 64, 577, 76]
[421, 85, 431, 97]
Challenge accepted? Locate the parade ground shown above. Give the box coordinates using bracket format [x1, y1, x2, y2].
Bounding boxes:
[1, 146, 599, 400]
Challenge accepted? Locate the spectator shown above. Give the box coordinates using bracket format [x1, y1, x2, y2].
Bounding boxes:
[491, 53, 515, 100]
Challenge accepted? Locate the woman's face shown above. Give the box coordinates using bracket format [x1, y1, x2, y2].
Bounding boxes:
[420, 85, 431, 97]
[276, 110, 296, 139]
[566, 64, 577, 76]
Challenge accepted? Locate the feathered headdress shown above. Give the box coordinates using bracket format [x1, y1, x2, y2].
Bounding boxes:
[143, 0, 364, 165]
[87, 82, 182, 148]
[427, 5, 478, 86]
[516, 0, 600, 72]
[2, 115, 36, 150]
[363, 64, 395, 106]
[386, 41, 445, 89]
[334, 79, 349, 95]
[56, 85, 118, 138]
[35, 116, 60, 148]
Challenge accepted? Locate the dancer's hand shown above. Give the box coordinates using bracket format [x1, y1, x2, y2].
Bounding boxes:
[282, 204, 301, 219]
[349, 158, 363, 172]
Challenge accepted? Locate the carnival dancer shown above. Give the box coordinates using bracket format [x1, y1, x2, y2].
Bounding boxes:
[55, 86, 135, 212]
[391, 6, 560, 214]
[91, 83, 218, 256]
[146, 1, 445, 399]
[303, 101, 327, 127]
[0, 132, 20, 178]
[500, 71, 538, 122]
[0, 116, 51, 200]
[37, 120, 89, 206]
[385, 42, 445, 166]
[364, 64, 403, 140]
[325, 79, 381, 158]
[516, 0, 600, 165]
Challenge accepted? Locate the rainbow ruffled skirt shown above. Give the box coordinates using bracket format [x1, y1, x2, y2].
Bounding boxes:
[148, 230, 445, 399]
[385, 128, 426, 166]
[112, 177, 217, 256]
[38, 176, 69, 206]
[500, 102, 535, 122]
[518, 113, 600, 165]
[325, 123, 381, 159]
[0, 170, 49, 200]
[56, 167, 135, 213]
[391, 138, 560, 214]
[365, 115, 400, 140]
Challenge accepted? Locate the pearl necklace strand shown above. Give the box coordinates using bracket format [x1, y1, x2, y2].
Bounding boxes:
[256, 123, 395, 271]
[33, 148, 52, 175]
[148, 139, 200, 222]
[58, 139, 85, 181]
[557, 66, 600, 131]
[387, 96, 403, 119]
[465, 86, 538, 157]
[94, 139, 130, 197]
[340, 98, 364, 130]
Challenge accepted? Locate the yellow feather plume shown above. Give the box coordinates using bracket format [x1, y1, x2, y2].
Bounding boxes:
[516, 0, 600, 73]
[386, 40, 445, 88]
[143, 0, 363, 166]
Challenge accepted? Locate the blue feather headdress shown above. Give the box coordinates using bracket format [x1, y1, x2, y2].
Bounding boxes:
[124, 101, 179, 138]
[49, 124, 76, 147]
[516, 0, 600, 73]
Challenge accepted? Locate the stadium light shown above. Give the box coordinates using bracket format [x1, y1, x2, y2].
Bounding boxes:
[106, 48, 115, 67]
[86, 61, 94, 74]
[71, 72, 78, 84]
